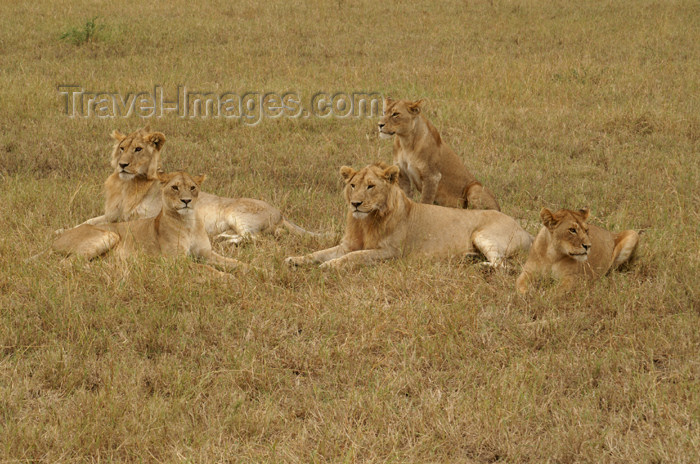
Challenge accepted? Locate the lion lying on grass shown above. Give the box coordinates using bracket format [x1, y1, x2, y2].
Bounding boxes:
[70, 126, 317, 244]
[53, 171, 250, 273]
[378, 98, 500, 210]
[516, 208, 639, 293]
[285, 162, 532, 269]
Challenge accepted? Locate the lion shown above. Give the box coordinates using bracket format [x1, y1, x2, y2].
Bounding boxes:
[378, 98, 500, 211]
[72, 127, 317, 244]
[53, 171, 249, 273]
[284, 162, 532, 269]
[516, 208, 639, 293]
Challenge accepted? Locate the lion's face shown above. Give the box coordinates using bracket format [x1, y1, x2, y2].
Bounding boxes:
[157, 171, 206, 216]
[378, 98, 424, 139]
[541, 208, 592, 262]
[340, 163, 400, 219]
[110, 126, 165, 180]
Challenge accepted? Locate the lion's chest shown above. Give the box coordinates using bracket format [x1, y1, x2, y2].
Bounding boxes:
[396, 150, 423, 190]
[159, 227, 198, 257]
[549, 256, 593, 281]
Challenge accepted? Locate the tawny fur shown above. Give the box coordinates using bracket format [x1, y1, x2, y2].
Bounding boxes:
[285, 162, 532, 269]
[80, 126, 164, 225]
[378, 98, 500, 210]
[53, 172, 249, 273]
[73, 127, 317, 244]
[516, 208, 639, 293]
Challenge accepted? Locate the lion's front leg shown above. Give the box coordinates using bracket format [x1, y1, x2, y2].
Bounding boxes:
[397, 168, 413, 197]
[81, 214, 108, 226]
[419, 171, 442, 204]
[516, 258, 550, 294]
[516, 270, 532, 294]
[320, 248, 399, 269]
[285, 245, 347, 267]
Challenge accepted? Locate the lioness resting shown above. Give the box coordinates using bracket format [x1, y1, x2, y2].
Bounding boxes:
[378, 98, 500, 211]
[53, 171, 249, 273]
[72, 127, 317, 244]
[285, 163, 532, 269]
[516, 208, 639, 293]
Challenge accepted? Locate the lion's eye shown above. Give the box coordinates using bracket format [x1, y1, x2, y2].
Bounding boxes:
[134, 147, 142, 152]
[392, 112, 399, 118]
[367, 184, 375, 190]
[569, 228, 577, 234]
[171, 185, 179, 191]
[350, 184, 355, 189]
[119, 147, 124, 151]
[190, 186, 196, 191]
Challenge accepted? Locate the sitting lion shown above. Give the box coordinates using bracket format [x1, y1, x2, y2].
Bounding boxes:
[71, 126, 317, 244]
[516, 208, 639, 293]
[53, 171, 249, 273]
[285, 162, 532, 269]
[378, 98, 500, 211]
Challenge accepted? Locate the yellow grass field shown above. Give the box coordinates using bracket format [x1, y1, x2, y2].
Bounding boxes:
[1, 0, 698, 462]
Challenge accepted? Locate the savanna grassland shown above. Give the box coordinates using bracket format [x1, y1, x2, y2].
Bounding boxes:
[1, 0, 699, 462]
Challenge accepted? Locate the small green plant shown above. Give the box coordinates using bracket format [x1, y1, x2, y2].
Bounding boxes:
[60, 17, 103, 45]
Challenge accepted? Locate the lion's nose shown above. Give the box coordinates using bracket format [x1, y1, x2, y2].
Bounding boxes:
[351, 201, 362, 208]
[181, 199, 191, 206]
[582, 243, 591, 251]
[378, 123, 384, 128]
[119, 162, 129, 169]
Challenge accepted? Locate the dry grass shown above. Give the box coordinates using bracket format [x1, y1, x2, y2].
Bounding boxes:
[1, 0, 699, 462]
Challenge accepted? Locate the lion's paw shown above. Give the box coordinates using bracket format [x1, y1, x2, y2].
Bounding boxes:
[480, 259, 506, 268]
[284, 256, 308, 267]
[319, 258, 344, 269]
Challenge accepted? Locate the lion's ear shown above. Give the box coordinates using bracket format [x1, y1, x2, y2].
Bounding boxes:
[146, 131, 166, 151]
[383, 165, 400, 184]
[111, 130, 127, 142]
[193, 174, 206, 186]
[408, 99, 424, 115]
[540, 208, 558, 229]
[157, 172, 172, 184]
[340, 166, 356, 182]
[578, 208, 590, 221]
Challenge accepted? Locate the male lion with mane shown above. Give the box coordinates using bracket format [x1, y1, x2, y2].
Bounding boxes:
[69, 127, 317, 244]
[516, 207, 639, 293]
[285, 162, 532, 269]
[378, 98, 500, 210]
[53, 171, 249, 273]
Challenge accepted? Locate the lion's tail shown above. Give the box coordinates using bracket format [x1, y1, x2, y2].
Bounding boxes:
[281, 218, 327, 238]
[25, 248, 50, 262]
